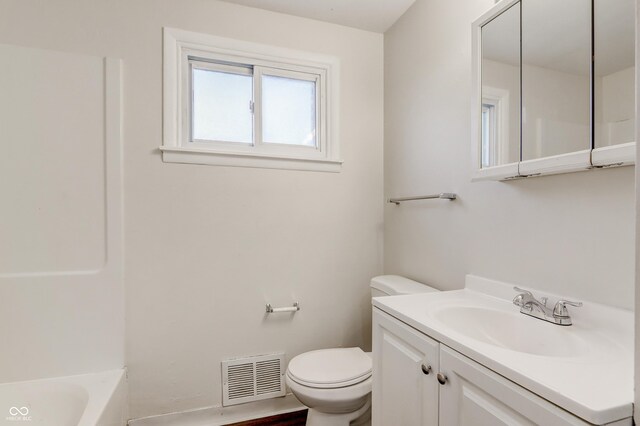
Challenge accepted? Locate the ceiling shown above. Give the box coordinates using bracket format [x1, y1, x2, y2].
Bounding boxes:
[219, 0, 416, 33]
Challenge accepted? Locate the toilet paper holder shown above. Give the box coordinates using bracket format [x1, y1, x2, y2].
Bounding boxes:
[266, 302, 300, 314]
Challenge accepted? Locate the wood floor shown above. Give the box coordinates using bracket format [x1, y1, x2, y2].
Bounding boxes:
[225, 409, 308, 426]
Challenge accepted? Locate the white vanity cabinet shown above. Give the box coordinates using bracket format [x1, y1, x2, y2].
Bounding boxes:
[372, 309, 593, 426]
[438, 346, 592, 426]
[372, 308, 439, 426]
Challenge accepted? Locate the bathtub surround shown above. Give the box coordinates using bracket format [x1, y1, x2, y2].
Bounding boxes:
[0, 45, 124, 382]
[384, 0, 635, 310]
[0, 0, 383, 419]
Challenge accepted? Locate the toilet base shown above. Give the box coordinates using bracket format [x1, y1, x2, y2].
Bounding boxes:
[306, 396, 371, 426]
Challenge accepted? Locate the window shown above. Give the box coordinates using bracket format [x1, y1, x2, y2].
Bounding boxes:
[191, 63, 253, 144]
[261, 73, 317, 147]
[190, 60, 318, 149]
[480, 86, 510, 168]
[162, 28, 341, 172]
[481, 103, 497, 168]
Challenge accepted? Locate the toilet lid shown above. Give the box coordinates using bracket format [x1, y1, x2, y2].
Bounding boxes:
[287, 348, 372, 389]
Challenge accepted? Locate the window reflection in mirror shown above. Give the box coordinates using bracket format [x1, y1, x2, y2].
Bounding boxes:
[481, 2, 521, 168]
[594, 0, 635, 148]
[521, 0, 591, 161]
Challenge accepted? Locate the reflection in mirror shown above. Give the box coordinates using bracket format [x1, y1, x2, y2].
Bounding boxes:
[481, 3, 520, 168]
[521, 0, 591, 161]
[594, 0, 635, 148]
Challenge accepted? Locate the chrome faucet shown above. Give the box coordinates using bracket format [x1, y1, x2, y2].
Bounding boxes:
[512, 287, 582, 326]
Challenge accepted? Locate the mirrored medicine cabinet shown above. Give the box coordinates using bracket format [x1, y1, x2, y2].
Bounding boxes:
[472, 0, 635, 180]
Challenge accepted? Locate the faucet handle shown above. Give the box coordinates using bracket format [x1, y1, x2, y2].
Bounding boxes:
[512, 286, 532, 307]
[513, 286, 532, 296]
[553, 300, 583, 317]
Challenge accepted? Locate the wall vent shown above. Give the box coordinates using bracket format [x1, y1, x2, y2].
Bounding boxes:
[222, 353, 285, 406]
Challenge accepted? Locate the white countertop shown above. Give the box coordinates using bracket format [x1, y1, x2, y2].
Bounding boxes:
[372, 275, 634, 425]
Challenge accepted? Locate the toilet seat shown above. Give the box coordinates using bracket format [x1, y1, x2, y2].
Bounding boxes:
[287, 348, 372, 389]
[286, 373, 372, 413]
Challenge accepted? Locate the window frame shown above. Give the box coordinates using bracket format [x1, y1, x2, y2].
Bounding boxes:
[162, 27, 341, 172]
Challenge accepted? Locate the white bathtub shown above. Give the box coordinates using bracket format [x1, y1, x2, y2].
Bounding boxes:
[0, 369, 127, 426]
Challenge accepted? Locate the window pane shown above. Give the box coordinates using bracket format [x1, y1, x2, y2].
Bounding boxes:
[262, 75, 316, 147]
[192, 68, 253, 143]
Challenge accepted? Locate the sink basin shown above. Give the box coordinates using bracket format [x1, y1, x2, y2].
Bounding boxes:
[432, 305, 589, 357]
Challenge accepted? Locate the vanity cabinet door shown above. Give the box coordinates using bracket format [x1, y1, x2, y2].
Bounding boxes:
[438, 346, 590, 426]
[472, 0, 521, 180]
[372, 309, 439, 426]
[519, 0, 593, 174]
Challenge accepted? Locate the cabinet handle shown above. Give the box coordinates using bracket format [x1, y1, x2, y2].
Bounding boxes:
[421, 364, 432, 375]
[437, 373, 447, 385]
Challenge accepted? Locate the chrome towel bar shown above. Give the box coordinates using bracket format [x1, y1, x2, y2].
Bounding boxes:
[266, 302, 300, 314]
[388, 193, 457, 205]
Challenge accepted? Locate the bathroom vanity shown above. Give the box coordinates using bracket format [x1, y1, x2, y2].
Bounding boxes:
[371, 276, 633, 425]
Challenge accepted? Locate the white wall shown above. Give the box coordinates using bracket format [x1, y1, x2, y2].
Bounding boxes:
[384, 0, 634, 310]
[0, 0, 383, 419]
[633, 2, 639, 423]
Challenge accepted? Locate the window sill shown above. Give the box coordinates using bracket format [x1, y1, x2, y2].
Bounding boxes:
[159, 146, 343, 172]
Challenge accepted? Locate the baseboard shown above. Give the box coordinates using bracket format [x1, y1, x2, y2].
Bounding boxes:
[128, 394, 305, 426]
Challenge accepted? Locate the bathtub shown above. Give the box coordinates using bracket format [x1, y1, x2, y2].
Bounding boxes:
[0, 369, 127, 426]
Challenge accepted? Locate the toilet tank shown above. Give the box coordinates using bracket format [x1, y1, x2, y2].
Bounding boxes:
[370, 275, 439, 298]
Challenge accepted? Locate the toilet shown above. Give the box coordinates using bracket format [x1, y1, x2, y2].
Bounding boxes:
[286, 275, 439, 426]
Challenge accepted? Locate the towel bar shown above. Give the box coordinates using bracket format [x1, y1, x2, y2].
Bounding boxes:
[388, 193, 457, 205]
[266, 302, 300, 313]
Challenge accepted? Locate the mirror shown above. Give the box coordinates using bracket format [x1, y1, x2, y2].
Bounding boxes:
[473, 0, 635, 180]
[521, 0, 591, 161]
[594, 0, 635, 149]
[480, 3, 521, 168]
